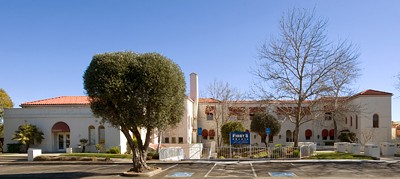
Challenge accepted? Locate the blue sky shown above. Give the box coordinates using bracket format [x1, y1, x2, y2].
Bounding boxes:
[1, 1, 399, 120]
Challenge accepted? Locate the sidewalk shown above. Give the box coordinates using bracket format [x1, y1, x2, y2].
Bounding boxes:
[1, 153, 399, 165]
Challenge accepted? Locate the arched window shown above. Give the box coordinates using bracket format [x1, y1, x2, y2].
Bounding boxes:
[88, 126, 95, 145]
[329, 129, 334, 140]
[356, 115, 358, 129]
[202, 129, 208, 140]
[322, 129, 328, 140]
[286, 130, 292, 142]
[305, 129, 312, 140]
[350, 116, 353, 126]
[373, 114, 379, 128]
[98, 125, 105, 144]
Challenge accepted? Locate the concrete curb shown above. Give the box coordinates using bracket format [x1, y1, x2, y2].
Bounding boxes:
[122, 167, 162, 177]
[0, 158, 395, 165]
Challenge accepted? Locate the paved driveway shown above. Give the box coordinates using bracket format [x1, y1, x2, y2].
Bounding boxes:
[1, 161, 400, 178]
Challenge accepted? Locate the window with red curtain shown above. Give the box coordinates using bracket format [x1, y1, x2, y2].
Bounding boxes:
[202, 129, 208, 140]
[329, 129, 334, 140]
[209, 129, 215, 140]
[322, 129, 328, 140]
[305, 129, 312, 140]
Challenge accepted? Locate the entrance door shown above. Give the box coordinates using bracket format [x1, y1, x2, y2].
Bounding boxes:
[57, 133, 70, 151]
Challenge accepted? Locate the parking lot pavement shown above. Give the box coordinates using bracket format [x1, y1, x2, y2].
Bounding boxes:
[151, 161, 400, 178]
[1, 161, 400, 178]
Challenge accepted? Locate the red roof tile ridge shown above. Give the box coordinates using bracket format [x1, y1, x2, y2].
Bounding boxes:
[358, 89, 393, 96]
[21, 96, 90, 106]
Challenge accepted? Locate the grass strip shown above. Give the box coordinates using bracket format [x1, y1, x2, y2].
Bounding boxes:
[306, 152, 374, 160]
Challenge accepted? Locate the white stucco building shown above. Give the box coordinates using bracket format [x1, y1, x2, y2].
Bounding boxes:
[2, 73, 200, 153]
[2, 72, 394, 153]
[197, 90, 393, 147]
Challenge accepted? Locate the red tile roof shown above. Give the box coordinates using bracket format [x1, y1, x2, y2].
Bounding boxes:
[21, 96, 90, 106]
[199, 98, 220, 103]
[357, 89, 393, 96]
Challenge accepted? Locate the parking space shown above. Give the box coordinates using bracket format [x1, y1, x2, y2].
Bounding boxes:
[151, 161, 400, 178]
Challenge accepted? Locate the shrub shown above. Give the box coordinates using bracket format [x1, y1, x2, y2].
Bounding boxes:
[293, 149, 300, 157]
[147, 152, 154, 160]
[152, 153, 159, 160]
[7, 143, 23, 153]
[106, 146, 120, 154]
[338, 132, 356, 142]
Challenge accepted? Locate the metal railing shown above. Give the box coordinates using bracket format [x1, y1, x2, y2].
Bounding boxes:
[201, 145, 315, 159]
[159, 144, 316, 160]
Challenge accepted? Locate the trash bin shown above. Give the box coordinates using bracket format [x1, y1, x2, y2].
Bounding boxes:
[365, 144, 380, 158]
[380, 142, 396, 156]
[350, 143, 360, 155]
[336, 142, 346, 153]
[28, 148, 42, 161]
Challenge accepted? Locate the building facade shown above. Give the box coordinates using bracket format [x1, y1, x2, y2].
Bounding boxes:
[2, 72, 393, 153]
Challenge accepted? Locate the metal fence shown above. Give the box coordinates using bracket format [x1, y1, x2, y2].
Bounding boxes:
[159, 144, 316, 160]
[201, 145, 315, 159]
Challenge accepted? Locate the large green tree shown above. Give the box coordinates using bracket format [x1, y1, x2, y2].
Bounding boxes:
[0, 88, 14, 120]
[83, 51, 186, 172]
[250, 113, 281, 146]
[12, 124, 44, 152]
[221, 121, 245, 145]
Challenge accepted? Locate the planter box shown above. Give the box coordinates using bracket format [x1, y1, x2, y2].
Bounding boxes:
[28, 148, 42, 161]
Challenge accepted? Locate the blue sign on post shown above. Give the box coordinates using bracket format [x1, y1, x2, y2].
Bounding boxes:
[230, 132, 250, 145]
[198, 128, 202, 135]
[266, 128, 271, 135]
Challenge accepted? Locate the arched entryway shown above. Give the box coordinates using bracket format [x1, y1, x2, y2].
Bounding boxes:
[52, 122, 70, 152]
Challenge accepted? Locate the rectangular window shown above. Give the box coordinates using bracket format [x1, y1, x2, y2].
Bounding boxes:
[178, 137, 183, 144]
[172, 137, 176, 143]
[164, 137, 169, 143]
[324, 112, 332, 120]
[209, 136, 214, 140]
[229, 116, 237, 121]
[203, 135, 208, 140]
[306, 136, 310, 140]
[323, 136, 327, 140]
[207, 113, 213, 120]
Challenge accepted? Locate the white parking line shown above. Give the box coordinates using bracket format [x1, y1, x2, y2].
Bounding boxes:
[163, 164, 178, 171]
[250, 163, 257, 178]
[204, 163, 217, 177]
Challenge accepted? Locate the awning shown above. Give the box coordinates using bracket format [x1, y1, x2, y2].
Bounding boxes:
[52, 122, 70, 132]
[329, 129, 335, 137]
[209, 129, 215, 137]
[305, 129, 312, 137]
[322, 129, 328, 137]
[202, 129, 208, 137]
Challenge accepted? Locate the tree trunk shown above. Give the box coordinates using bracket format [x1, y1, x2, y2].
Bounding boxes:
[333, 119, 338, 142]
[294, 122, 300, 147]
[131, 148, 148, 173]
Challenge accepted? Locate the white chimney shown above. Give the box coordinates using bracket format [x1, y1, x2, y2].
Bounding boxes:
[190, 73, 199, 117]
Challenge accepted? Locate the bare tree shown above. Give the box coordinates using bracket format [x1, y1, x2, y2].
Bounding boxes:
[396, 73, 400, 91]
[358, 128, 376, 146]
[319, 55, 361, 141]
[254, 8, 359, 147]
[206, 80, 244, 147]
